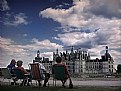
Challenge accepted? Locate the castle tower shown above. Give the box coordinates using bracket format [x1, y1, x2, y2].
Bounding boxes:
[56, 49, 58, 55]
[33, 50, 42, 63]
[37, 50, 40, 57]
[105, 46, 111, 61]
[105, 46, 108, 61]
[71, 46, 74, 54]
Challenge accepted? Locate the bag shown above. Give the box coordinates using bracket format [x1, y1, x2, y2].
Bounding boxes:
[69, 78, 73, 89]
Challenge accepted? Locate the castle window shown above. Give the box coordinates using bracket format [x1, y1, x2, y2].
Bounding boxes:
[109, 65, 110, 68]
[109, 69, 111, 72]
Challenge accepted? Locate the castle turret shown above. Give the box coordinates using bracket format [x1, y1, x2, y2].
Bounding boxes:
[56, 49, 58, 55]
[37, 50, 40, 57]
[33, 50, 42, 63]
[105, 46, 111, 61]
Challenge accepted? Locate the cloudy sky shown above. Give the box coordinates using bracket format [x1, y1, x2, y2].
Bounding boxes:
[0, 0, 121, 68]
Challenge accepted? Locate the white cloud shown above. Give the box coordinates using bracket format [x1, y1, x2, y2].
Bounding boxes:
[40, 0, 90, 28]
[0, 36, 63, 68]
[53, 27, 121, 64]
[0, 0, 10, 11]
[3, 13, 29, 26]
[40, 0, 121, 65]
[0, 0, 29, 26]
[86, 0, 121, 19]
[41, 52, 53, 60]
[40, 0, 121, 29]
[54, 32, 96, 46]
[13, 13, 28, 25]
[30, 38, 63, 50]
[88, 45, 104, 58]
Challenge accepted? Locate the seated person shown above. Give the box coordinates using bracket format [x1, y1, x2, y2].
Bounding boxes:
[34, 62, 50, 87]
[7, 59, 17, 85]
[7, 59, 16, 74]
[15, 60, 31, 86]
[52, 56, 71, 87]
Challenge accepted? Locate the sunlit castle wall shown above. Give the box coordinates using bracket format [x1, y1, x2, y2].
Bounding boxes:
[85, 46, 115, 75]
[53, 48, 90, 76]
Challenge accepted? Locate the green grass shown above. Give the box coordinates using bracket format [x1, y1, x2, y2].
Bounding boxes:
[0, 85, 121, 91]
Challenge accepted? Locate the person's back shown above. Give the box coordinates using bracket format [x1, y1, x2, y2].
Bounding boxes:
[16, 60, 28, 74]
[53, 63, 69, 78]
[52, 56, 71, 87]
[34, 62, 46, 78]
[52, 57, 69, 77]
[33, 62, 50, 87]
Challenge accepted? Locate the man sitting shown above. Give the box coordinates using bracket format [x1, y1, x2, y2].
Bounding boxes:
[52, 56, 71, 87]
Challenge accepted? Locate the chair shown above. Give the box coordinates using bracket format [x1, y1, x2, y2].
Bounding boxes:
[1, 68, 13, 85]
[14, 69, 27, 86]
[52, 65, 68, 86]
[29, 63, 43, 86]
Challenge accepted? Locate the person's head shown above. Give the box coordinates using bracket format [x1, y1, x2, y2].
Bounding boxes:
[10, 59, 16, 65]
[17, 60, 23, 67]
[56, 56, 62, 63]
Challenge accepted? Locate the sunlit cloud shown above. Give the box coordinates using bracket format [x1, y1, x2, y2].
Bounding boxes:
[0, 36, 63, 68]
[40, 0, 121, 65]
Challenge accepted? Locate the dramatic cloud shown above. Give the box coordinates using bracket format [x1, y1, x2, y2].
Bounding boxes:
[40, 0, 90, 28]
[40, 0, 121, 64]
[86, 0, 121, 19]
[40, 0, 121, 29]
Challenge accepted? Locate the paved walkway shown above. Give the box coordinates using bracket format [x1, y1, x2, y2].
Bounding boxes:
[49, 78, 121, 86]
[1, 78, 121, 87]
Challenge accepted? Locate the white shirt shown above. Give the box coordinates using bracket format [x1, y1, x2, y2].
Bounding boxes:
[38, 63, 46, 71]
[34, 62, 46, 79]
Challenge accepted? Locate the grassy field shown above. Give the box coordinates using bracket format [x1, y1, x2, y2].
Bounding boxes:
[0, 85, 121, 91]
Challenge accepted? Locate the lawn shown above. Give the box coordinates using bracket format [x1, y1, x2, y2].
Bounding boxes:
[0, 85, 121, 91]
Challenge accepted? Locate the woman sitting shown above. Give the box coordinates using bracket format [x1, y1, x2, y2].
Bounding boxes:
[15, 60, 31, 86]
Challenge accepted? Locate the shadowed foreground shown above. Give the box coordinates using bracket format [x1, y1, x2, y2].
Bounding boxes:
[0, 85, 121, 91]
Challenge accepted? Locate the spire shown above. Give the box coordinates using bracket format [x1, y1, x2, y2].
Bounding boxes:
[71, 46, 74, 54]
[37, 50, 40, 57]
[56, 49, 58, 54]
[106, 46, 108, 54]
[105, 46, 111, 61]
